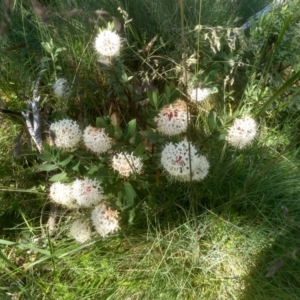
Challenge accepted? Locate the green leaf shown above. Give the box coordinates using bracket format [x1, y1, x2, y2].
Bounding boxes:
[87, 166, 99, 175]
[41, 42, 53, 54]
[123, 182, 137, 199]
[40, 57, 51, 63]
[96, 167, 109, 182]
[128, 208, 136, 224]
[58, 155, 74, 167]
[207, 87, 218, 94]
[105, 124, 115, 137]
[133, 142, 144, 156]
[71, 161, 80, 172]
[117, 191, 123, 209]
[133, 132, 142, 145]
[164, 84, 172, 98]
[208, 110, 217, 133]
[55, 47, 66, 54]
[38, 164, 58, 171]
[123, 119, 136, 140]
[113, 128, 123, 140]
[218, 133, 226, 141]
[122, 182, 137, 209]
[147, 89, 159, 108]
[96, 117, 108, 128]
[37, 152, 53, 163]
[37, 142, 58, 162]
[121, 72, 128, 82]
[49, 172, 68, 182]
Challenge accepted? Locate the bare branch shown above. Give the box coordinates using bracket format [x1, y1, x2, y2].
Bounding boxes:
[21, 61, 45, 153]
[229, 0, 287, 40]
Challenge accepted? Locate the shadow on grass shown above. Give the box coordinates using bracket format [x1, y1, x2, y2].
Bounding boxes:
[240, 213, 300, 299]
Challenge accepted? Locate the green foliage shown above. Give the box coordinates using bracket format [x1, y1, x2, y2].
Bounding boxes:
[1, 0, 300, 299]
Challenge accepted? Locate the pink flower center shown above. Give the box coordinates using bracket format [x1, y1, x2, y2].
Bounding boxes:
[175, 156, 185, 166]
[84, 186, 92, 195]
[165, 110, 178, 121]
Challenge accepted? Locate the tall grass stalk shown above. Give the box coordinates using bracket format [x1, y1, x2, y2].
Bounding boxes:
[1, 0, 300, 299]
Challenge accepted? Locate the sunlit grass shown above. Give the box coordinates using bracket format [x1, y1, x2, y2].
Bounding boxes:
[2, 204, 298, 299]
[1, 0, 300, 299]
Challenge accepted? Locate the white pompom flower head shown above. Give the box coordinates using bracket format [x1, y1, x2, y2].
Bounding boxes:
[71, 177, 104, 208]
[112, 152, 143, 177]
[161, 141, 210, 182]
[154, 99, 189, 136]
[70, 219, 92, 243]
[49, 119, 82, 150]
[189, 87, 210, 103]
[53, 78, 71, 99]
[49, 182, 79, 209]
[91, 203, 119, 238]
[94, 29, 122, 57]
[226, 116, 257, 149]
[83, 126, 113, 155]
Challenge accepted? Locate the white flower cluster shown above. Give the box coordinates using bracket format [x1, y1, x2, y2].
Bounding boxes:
[94, 29, 121, 57]
[49, 178, 103, 209]
[49, 182, 79, 209]
[154, 99, 189, 136]
[70, 219, 91, 243]
[91, 204, 119, 237]
[49, 119, 82, 150]
[53, 78, 71, 98]
[189, 87, 210, 103]
[112, 152, 143, 177]
[226, 116, 257, 149]
[161, 141, 210, 181]
[83, 126, 113, 155]
[72, 178, 104, 207]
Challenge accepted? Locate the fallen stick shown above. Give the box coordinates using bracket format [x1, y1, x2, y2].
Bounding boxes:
[229, 0, 288, 40]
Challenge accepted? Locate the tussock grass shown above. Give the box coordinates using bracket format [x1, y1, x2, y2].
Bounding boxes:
[1, 0, 300, 299]
[2, 200, 299, 299]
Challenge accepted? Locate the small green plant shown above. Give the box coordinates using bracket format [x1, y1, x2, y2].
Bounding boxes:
[1, 0, 300, 299]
